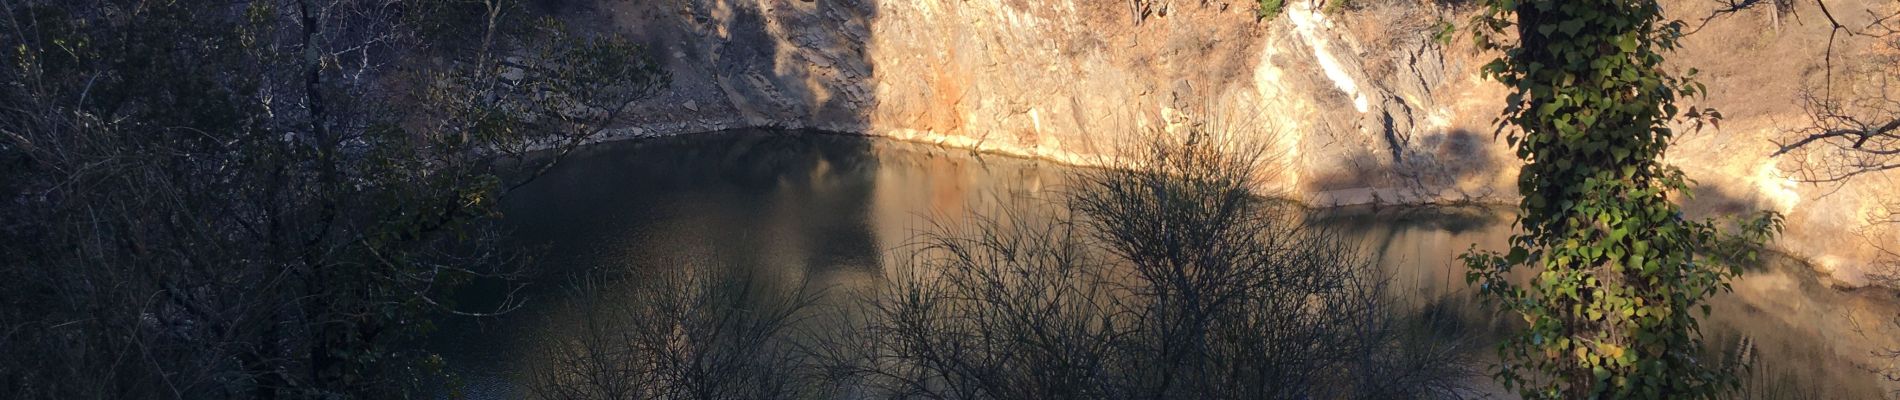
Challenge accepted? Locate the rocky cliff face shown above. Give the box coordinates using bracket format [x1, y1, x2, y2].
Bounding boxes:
[563, 0, 1896, 286]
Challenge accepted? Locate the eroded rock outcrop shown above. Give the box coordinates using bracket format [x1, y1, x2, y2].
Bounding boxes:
[567, 0, 1896, 286]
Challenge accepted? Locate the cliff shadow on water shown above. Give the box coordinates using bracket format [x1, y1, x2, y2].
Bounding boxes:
[457, 2, 895, 391]
[446, 130, 886, 397]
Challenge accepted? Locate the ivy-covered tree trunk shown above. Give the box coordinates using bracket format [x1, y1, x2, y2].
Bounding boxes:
[1464, 1, 1781, 399]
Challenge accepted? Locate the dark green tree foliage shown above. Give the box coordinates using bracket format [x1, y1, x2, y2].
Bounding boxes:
[0, 0, 662, 398]
[1462, 0, 1781, 398]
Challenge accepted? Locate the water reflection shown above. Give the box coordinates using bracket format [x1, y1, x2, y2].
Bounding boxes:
[436, 130, 1068, 397]
[1316, 206, 1900, 398]
[436, 130, 1900, 398]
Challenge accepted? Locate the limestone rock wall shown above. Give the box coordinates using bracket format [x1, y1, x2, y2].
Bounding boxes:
[568, 0, 1896, 286]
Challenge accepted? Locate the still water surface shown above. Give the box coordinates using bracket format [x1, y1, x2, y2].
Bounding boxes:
[434, 130, 1900, 398]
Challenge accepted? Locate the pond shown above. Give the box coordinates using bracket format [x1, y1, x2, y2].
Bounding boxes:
[432, 129, 1900, 398]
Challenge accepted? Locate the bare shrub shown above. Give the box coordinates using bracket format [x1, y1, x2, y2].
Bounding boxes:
[811, 127, 1480, 399]
[528, 269, 826, 400]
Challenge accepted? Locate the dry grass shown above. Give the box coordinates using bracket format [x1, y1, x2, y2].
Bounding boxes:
[1337, 0, 1457, 79]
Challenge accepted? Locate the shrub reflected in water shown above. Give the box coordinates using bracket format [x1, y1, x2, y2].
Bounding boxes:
[532, 131, 1480, 399]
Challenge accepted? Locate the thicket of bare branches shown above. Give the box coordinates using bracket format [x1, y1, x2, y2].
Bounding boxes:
[1774, 14, 1899, 184]
[1688, 0, 1900, 387]
[1768, 0, 1900, 281]
[1686, 0, 1899, 284]
[805, 130, 1480, 399]
[527, 270, 827, 400]
[0, 0, 663, 398]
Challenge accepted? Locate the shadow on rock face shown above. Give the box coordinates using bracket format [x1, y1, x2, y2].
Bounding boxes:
[584, 0, 881, 133]
[1305, 128, 1506, 205]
